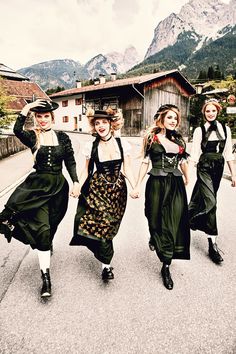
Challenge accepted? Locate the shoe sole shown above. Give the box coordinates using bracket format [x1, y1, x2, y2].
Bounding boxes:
[41, 292, 51, 297]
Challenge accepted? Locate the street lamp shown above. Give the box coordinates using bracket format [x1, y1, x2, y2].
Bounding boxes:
[195, 83, 204, 95]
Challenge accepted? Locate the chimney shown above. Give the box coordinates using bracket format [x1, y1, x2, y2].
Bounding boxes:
[76, 80, 81, 88]
[99, 74, 106, 84]
[111, 72, 117, 81]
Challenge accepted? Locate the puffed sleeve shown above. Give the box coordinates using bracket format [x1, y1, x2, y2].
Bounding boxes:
[189, 127, 202, 163]
[82, 141, 93, 159]
[62, 133, 79, 182]
[223, 126, 235, 161]
[13, 114, 36, 149]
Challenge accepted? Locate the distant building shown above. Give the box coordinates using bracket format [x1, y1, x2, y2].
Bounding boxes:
[0, 63, 48, 115]
[50, 70, 196, 136]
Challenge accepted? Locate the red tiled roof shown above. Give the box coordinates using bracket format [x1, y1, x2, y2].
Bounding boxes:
[50, 70, 195, 98]
[1, 79, 48, 112]
[2, 80, 48, 100]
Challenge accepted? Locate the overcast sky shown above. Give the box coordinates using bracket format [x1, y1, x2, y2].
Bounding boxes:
[0, 0, 230, 70]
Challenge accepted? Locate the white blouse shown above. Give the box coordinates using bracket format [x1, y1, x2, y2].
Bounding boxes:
[190, 121, 234, 163]
[82, 137, 131, 162]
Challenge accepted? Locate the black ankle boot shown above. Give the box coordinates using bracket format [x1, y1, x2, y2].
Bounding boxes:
[208, 239, 224, 264]
[161, 264, 173, 290]
[102, 267, 114, 281]
[41, 268, 51, 297]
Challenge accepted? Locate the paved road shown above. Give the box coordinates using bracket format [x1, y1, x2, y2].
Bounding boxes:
[0, 134, 235, 354]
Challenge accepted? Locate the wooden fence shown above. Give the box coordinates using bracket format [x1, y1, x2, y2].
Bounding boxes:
[0, 134, 27, 159]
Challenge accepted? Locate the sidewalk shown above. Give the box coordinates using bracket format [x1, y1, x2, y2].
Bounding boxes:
[0, 149, 33, 193]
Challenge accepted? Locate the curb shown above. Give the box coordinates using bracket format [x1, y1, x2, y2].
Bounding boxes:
[0, 170, 32, 198]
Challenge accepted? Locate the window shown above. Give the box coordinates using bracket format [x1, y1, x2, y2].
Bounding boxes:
[62, 116, 69, 123]
[62, 100, 68, 107]
[75, 98, 82, 105]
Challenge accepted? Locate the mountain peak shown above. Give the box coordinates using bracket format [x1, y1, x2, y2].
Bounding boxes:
[145, 0, 234, 59]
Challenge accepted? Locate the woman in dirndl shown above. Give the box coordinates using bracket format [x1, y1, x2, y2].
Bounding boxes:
[130, 104, 190, 290]
[188, 99, 235, 264]
[0, 99, 80, 298]
[70, 108, 136, 281]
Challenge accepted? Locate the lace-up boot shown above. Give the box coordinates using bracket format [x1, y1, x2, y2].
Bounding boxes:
[208, 238, 224, 264]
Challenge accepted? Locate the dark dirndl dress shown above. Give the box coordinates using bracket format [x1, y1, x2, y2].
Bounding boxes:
[0, 114, 78, 250]
[144, 142, 190, 265]
[189, 125, 226, 235]
[70, 137, 127, 264]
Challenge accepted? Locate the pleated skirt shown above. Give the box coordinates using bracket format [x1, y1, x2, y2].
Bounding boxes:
[1, 171, 69, 250]
[189, 153, 224, 235]
[145, 173, 190, 264]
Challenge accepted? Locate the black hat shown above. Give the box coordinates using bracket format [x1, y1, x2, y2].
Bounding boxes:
[87, 109, 118, 120]
[30, 100, 59, 113]
[154, 104, 179, 119]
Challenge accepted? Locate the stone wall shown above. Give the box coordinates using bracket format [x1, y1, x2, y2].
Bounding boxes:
[0, 135, 27, 159]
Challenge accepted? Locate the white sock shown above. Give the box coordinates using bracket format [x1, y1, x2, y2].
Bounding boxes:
[208, 236, 217, 244]
[102, 263, 110, 270]
[37, 250, 51, 273]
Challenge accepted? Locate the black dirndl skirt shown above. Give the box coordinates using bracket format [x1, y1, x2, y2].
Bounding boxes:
[1, 171, 69, 250]
[189, 152, 224, 235]
[145, 173, 190, 264]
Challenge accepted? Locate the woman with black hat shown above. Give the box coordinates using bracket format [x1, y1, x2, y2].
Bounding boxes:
[130, 104, 190, 290]
[188, 99, 235, 264]
[70, 107, 135, 281]
[0, 99, 80, 298]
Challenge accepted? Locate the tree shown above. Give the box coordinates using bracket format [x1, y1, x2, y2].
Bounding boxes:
[46, 86, 65, 95]
[207, 66, 215, 80]
[0, 78, 15, 129]
[198, 70, 207, 81]
[214, 65, 222, 80]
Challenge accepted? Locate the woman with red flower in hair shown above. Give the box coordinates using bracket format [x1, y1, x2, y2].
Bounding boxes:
[130, 104, 190, 290]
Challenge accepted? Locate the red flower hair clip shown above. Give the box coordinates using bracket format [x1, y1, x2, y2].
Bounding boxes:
[152, 134, 158, 143]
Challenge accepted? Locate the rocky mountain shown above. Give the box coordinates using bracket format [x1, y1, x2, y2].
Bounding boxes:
[18, 46, 140, 90]
[19, 59, 88, 91]
[145, 0, 236, 59]
[130, 0, 236, 79]
[85, 46, 140, 79]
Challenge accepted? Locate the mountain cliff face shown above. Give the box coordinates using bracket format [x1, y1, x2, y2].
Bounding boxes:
[145, 0, 236, 59]
[130, 0, 235, 78]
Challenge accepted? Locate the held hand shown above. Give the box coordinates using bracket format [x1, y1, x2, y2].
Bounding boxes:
[70, 182, 81, 198]
[129, 187, 140, 199]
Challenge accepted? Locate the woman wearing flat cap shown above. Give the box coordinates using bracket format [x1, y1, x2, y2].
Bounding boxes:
[70, 107, 135, 281]
[130, 104, 190, 290]
[0, 99, 80, 298]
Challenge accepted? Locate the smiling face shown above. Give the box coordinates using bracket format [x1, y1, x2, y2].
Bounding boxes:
[163, 110, 178, 130]
[94, 118, 111, 138]
[35, 112, 53, 130]
[204, 103, 218, 122]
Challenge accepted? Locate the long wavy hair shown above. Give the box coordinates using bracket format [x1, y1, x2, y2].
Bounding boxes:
[143, 107, 185, 157]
